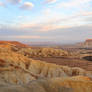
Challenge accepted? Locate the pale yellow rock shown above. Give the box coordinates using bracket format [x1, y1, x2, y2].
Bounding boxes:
[0, 46, 92, 86]
[0, 76, 92, 92]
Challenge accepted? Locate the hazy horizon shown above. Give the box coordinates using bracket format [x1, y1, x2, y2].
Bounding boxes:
[0, 0, 92, 43]
[0, 39, 87, 45]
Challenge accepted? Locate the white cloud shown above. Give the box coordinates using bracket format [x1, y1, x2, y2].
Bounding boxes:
[20, 10, 92, 32]
[0, 35, 51, 39]
[44, 0, 57, 4]
[20, 22, 74, 32]
[0, 2, 5, 7]
[0, 35, 39, 39]
[20, 2, 34, 10]
[43, 8, 51, 15]
[18, 16, 23, 18]
[7, 0, 22, 4]
[79, 11, 92, 16]
[12, 36, 41, 39]
[57, 0, 91, 9]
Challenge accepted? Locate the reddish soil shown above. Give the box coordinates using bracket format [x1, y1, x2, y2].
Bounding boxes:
[32, 57, 92, 71]
[0, 41, 29, 48]
[0, 59, 6, 67]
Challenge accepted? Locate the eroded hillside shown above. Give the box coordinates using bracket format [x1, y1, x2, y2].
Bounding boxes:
[0, 42, 92, 92]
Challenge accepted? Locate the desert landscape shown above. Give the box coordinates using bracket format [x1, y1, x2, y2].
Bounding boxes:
[0, 0, 92, 91]
[0, 40, 91, 92]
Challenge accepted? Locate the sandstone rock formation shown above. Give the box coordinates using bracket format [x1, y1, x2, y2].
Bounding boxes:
[0, 76, 92, 92]
[0, 46, 92, 85]
[0, 41, 29, 48]
[0, 42, 92, 92]
[77, 39, 92, 48]
[17, 47, 69, 58]
[84, 39, 92, 47]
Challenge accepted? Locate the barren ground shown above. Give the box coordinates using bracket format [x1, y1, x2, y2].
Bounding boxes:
[32, 57, 92, 71]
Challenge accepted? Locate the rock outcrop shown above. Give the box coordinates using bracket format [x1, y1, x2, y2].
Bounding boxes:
[0, 41, 29, 48]
[17, 47, 69, 58]
[0, 76, 92, 92]
[0, 46, 92, 85]
[0, 42, 92, 92]
[84, 39, 92, 46]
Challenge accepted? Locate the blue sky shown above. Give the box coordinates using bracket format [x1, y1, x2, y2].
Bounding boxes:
[0, 0, 92, 44]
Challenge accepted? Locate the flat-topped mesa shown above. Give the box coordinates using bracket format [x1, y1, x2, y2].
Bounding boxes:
[84, 39, 92, 46]
[77, 39, 92, 47]
[86, 39, 92, 42]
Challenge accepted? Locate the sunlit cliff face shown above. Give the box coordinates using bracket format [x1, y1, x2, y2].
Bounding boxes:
[85, 39, 92, 45]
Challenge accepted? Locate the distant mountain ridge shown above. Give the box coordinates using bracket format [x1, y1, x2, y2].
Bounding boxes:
[25, 41, 62, 47]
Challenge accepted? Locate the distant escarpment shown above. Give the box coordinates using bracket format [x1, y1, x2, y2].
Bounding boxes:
[84, 39, 92, 46]
[77, 39, 92, 48]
